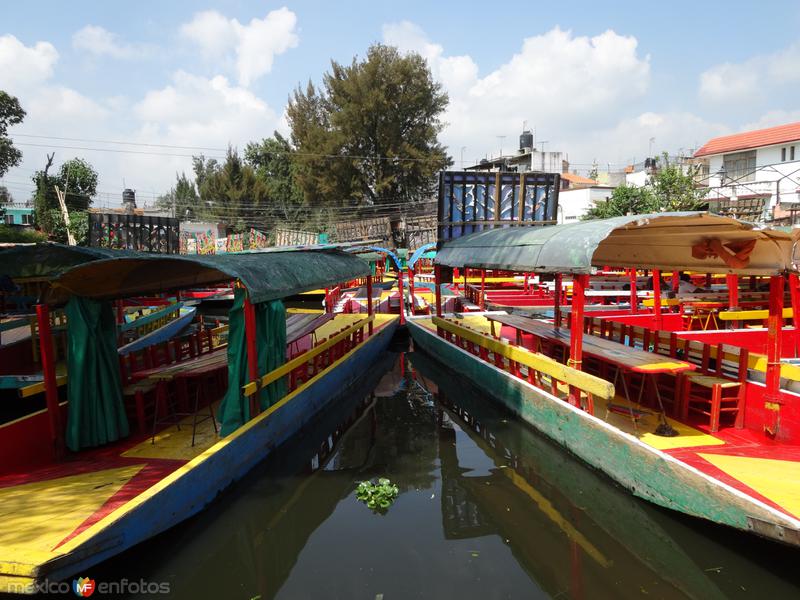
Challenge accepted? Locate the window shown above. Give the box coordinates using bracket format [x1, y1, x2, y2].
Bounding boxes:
[723, 150, 756, 182]
[3, 215, 13, 225]
[21, 213, 33, 225]
[792, 146, 796, 161]
[782, 147, 787, 162]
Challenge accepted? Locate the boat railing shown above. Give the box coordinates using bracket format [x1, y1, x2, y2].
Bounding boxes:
[119, 302, 183, 337]
[241, 315, 375, 400]
[432, 316, 615, 414]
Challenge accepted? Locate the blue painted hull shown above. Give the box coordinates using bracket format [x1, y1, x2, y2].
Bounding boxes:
[42, 318, 398, 583]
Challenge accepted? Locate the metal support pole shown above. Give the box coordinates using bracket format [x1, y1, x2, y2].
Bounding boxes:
[366, 275, 374, 335]
[764, 275, 784, 437]
[36, 304, 64, 459]
[243, 295, 259, 419]
[554, 273, 562, 328]
[629, 269, 638, 314]
[568, 274, 588, 407]
[397, 268, 406, 325]
[435, 265, 443, 316]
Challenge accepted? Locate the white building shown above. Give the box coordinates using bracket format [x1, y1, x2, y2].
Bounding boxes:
[694, 122, 800, 221]
[557, 185, 614, 223]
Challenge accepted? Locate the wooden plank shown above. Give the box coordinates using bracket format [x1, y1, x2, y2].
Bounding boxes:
[18, 375, 67, 398]
[432, 316, 615, 400]
[718, 307, 793, 321]
[242, 316, 374, 397]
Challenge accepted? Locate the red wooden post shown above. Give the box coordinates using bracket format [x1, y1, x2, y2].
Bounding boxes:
[652, 269, 662, 329]
[554, 273, 562, 328]
[397, 268, 406, 325]
[524, 272, 529, 294]
[790, 273, 800, 331]
[36, 304, 64, 459]
[568, 274, 588, 407]
[629, 269, 638, 314]
[323, 288, 330, 314]
[672, 271, 680, 293]
[435, 265, 443, 316]
[764, 275, 784, 436]
[464, 267, 468, 293]
[366, 275, 374, 335]
[705, 273, 712, 288]
[727, 274, 739, 309]
[243, 295, 259, 419]
[480, 269, 486, 310]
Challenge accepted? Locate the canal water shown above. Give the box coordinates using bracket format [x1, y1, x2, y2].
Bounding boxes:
[90, 347, 800, 599]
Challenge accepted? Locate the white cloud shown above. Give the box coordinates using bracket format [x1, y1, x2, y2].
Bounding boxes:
[699, 41, 800, 104]
[180, 7, 299, 86]
[0, 34, 58, 90]
[384, 23, 651, 167]
[72, 25, 153, 59]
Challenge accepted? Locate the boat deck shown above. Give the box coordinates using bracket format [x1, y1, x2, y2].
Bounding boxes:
[413, 314, 800, 522]
[0, 313, 398, 590]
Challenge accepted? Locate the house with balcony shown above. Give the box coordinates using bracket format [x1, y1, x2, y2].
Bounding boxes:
[694, 121, 800, 222]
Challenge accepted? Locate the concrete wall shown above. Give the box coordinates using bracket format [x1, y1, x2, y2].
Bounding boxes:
[557, 187, 614, 223]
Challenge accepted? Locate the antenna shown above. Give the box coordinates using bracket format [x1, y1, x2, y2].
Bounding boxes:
[497, 135, 506, 158]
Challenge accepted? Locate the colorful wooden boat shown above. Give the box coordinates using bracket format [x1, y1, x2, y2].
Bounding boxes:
[408, 213, 800, 547]
[117, 305, 197, 356]
[0, 248, 398, 594]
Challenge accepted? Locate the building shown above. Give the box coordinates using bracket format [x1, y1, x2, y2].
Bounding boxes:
[2, 204, 34, 227]
[694, 121, 800, 221]
[466, 129, 564, 174]
[557, 185, 615, 223]
[560, 172, 599, 190]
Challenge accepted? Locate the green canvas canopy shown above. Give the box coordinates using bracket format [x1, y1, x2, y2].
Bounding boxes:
[0, 243, 127, 280]
[435, 212, 798, 276]
[47, 248, 371, 304]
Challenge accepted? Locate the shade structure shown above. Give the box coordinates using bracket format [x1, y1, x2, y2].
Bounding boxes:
[0, 243, 128, 280]
[434, 212, 799, 276]
[47, 248, 370, 304]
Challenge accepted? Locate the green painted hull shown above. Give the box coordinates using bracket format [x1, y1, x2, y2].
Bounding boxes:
[408, 319, 800, 546]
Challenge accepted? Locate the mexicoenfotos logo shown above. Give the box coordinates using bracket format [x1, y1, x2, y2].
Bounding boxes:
[73, 577, 96, 597]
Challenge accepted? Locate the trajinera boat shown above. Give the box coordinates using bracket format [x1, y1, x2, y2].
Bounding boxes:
[407, 212, 800, 547]
[0, 246, 398, 594]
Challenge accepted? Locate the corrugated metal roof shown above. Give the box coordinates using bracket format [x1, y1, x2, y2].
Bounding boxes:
[435, 212, 797, 276]
[694, 122, 800, 157]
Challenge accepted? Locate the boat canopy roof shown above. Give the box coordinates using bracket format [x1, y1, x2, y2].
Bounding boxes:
[434, 212, 799, 276]
[0, 243, 130, 280]
[47, 248, 370, 304]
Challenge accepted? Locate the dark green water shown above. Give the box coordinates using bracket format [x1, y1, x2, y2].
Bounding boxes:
[91, 349, 800, 599]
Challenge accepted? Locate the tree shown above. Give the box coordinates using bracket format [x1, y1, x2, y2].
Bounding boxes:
[584, 184, 657, 219]
[157, 172, 201, 219]
[0, 91, 25, 178]
[650, 152, 707, 212]
[583, 152, 707, 220]
[32, 156, 98, 243]
[287, 44, 450, 208]
[0, 185, 11, 219]
[197, 147, 268, 231]
[244, 132, 306, 225]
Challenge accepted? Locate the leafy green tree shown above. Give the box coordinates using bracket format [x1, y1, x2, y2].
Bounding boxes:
[287, 44, 450, 207]
[651, 152, 708, 211]
[244, 132, 306, 224]
[37, 209, 89, 245]
[584, 184, 657, 219]
[0, 91, 25, 178]
[197, 147, 268, 231]
[32, 156, 98, 240]
[156, 172, 201, 219]
[0, 185, 11, 220]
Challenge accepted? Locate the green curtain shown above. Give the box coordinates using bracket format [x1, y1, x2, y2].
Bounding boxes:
[64, 297, 129, 451]
[218, 288, 287, 436]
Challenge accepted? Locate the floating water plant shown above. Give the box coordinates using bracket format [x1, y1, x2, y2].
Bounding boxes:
[356, 478, 399, 513]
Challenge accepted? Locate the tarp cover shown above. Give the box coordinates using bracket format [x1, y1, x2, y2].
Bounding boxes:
[0, 243, 126, 280]
[434, 212, 797, 276]
[64, 296, 130, 451]
[48, 248, 370, 304]
[218, 288, 287, 436]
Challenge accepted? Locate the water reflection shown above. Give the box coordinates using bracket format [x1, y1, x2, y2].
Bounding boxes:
[82, 349, 800, 600]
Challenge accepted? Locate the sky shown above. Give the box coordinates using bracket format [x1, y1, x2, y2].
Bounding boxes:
[2, 0, 800, 208]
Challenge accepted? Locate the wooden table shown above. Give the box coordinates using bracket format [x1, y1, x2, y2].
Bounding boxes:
[486, 313, 694, 408]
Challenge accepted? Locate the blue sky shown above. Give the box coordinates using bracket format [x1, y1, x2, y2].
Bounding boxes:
[2, 1, 800, 206]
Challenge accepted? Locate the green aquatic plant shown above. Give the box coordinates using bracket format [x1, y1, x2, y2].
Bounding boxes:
[356, 478, 399, 513]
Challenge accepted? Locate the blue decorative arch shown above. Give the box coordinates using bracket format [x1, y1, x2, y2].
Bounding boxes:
[407, 243, 436, 269]
[347, 246, 403, 270]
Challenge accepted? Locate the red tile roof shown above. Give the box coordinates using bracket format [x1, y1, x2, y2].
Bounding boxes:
[561, 172, 598, 185]
[694, 121, 800, 157]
